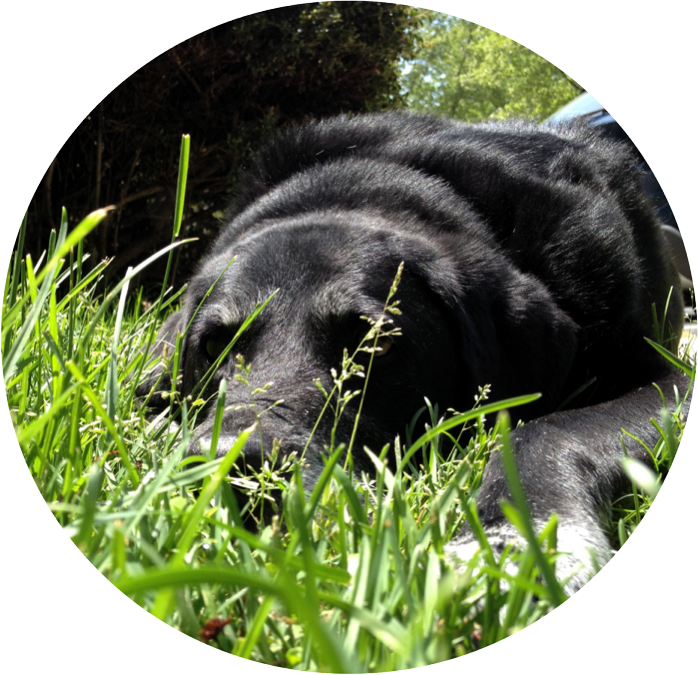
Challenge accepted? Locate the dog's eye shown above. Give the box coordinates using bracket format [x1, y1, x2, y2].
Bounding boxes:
[373, 336, 392, 357]
[205, 337, 230, 363]
[356, 335, 392, 358]
[346, 323, 395, 360]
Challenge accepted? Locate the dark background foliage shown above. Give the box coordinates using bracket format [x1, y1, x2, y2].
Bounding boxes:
[27, 2, 423, 291]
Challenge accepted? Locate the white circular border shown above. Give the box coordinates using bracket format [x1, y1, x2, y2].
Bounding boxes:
[1, 2, 695, 672]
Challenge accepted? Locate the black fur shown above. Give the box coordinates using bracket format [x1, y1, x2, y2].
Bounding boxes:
[138, 112, 690, 589]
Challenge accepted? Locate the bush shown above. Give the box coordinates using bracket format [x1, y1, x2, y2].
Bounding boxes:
[26, 2, 423, 290]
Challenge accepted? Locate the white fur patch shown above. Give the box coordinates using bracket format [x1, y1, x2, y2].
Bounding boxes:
[446, 517, 613, 595]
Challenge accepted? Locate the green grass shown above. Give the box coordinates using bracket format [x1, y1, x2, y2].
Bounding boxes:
[3, 141, 693, 671]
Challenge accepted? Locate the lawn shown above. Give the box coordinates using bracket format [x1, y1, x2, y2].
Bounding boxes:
[3, 144, 692, 671]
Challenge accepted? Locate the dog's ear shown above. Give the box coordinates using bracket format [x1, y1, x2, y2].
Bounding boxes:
[457, 269, 578, 419]
[134, 310, 188, 411]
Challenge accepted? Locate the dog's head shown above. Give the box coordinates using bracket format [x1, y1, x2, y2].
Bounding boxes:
[137, 202, 578, 484]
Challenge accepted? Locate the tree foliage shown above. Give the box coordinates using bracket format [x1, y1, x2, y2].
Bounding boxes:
[28, 3, 423, 287]
[401, 12, 582, 123]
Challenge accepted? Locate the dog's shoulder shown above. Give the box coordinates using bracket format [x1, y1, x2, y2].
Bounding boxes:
[225, 112, 639, 219]
[223, 112, 434, 218]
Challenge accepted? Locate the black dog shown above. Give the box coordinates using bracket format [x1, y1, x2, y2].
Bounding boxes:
[138, 112, 691, 591]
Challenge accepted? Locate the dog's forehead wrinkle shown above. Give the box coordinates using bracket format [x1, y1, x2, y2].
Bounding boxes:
[215, 218, 471, 318]
[206, 243, 399, 325]
[203, 302, 245, 329]
[220, 243, 341, 302]
[310, 279, 384, 322]
[230, 206, 419, 247]
[188, 295, 250, 336]
[230, 209, 450, 262]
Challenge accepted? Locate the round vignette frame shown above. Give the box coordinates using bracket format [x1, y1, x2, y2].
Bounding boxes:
[0, 1, 695, 672]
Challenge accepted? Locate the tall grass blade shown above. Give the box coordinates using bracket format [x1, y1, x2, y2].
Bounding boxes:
[105, 267, 131, 420]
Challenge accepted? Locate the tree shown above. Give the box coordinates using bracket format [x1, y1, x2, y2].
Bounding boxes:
[27, 3, 423, 288]
[401, 12, 583, 122]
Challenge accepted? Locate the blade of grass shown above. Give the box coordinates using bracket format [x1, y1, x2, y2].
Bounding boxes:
[105, 267, 131, 420]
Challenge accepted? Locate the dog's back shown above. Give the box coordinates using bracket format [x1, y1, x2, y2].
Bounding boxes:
[220, 112, 683, 407]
